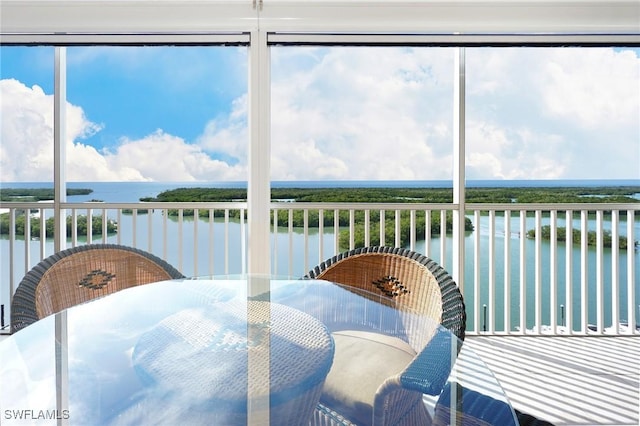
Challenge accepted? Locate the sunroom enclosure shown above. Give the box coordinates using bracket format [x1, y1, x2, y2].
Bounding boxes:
[1, 1, 639, 337]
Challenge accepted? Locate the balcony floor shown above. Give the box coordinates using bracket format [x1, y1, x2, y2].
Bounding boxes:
[1, 334, 638, 425]
[465, 335, 640, 426]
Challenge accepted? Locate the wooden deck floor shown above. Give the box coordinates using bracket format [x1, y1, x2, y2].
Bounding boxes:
[464, 336, 640, 426]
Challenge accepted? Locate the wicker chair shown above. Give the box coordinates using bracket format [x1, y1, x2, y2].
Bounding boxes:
[304, 246, 466, 426]
[10, 244, 184, 333]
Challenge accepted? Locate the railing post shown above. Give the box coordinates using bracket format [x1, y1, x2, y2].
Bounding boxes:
[504, 210, 511, 333]
[473, 210, 481, 334]
[550, 210, 558, 334]
[627, 211, 636, 335]
[565, 210, 573, 334]
[580, 211, 589, 334]
[483, 304, 487, 332]
[488, 210, 495, 333]
[519, 209, 527, 335]
[534, 210, 542, 334]
[595, 210, 604, 334]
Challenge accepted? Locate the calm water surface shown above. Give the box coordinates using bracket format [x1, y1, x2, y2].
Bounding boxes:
[1, 180, 639, 331]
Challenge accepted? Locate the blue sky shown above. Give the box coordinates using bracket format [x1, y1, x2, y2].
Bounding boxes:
[1, 45, 639, 182]
[66, 47, 245, 149]
[1, 46, 245, 150]
[0, 47, 54, 92]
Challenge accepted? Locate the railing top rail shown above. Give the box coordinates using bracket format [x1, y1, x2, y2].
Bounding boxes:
[63, 202, 249, 210]
[0, 201, 249, 210]
[272, 201, 640, 211]
[270, 201, 457, 210]
[1, 200, 638, 211]
[0, 201, 55, 209]
[467, 203, 640, 211]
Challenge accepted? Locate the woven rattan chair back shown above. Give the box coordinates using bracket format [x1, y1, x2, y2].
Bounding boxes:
[11, 244, 184, 333]
[305, 246, 466, 341]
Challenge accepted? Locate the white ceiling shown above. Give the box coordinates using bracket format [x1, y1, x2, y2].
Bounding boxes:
[0, 0, 638, 39]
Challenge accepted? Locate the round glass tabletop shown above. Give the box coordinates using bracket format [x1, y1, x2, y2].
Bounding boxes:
[1, 276, 518, 425]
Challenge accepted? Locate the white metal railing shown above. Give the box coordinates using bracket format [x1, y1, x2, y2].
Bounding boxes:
[464, 204, 637, 337]
[0, 201, 249, 320]
[1, 201, 638, 336]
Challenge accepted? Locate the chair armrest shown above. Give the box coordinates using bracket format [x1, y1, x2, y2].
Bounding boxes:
[370, 328, 461, 425]
[399, 328, 462, 396]
[434, 383, 518, 426]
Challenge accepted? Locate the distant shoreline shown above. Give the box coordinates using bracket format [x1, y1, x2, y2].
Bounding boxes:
[2, 180, 639, 204]
[2, 178, 639, 188]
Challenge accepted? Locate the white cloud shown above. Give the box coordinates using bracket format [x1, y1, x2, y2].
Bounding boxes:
[198, 95, 248, 167]
[2, 46, 638, 183]
[1, 79, 62, 181]
[540, 48, 639, 128]
[466, 47, 639, 180]
[109, 130, 245, 181]
[269, 47, 455, 181]
[0, 79, 245, 182]
[465, 120, 569, 180]
[68, 142, 146, 181]
[0, 79, 128, 181]
[269, 46, 638, 181]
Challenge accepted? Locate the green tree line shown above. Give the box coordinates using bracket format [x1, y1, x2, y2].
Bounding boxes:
[465, 186, 640, 204]
[526, 225, 636, 249]
[145, 186, 640, 205]
[0, 188, 93, 201]
[0, 213, 117, 238]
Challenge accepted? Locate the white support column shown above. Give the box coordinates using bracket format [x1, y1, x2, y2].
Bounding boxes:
[54, 47, 67, 252]
[54, 310, 69, 426]
[246, 25, 271, 426]
[247, 30, 271, 275]
[452, 47, 466, 292]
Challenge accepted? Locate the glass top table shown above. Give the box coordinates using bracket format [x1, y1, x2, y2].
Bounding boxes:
[1, 276, 519, 426]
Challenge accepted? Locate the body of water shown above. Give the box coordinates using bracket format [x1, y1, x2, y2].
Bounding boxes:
[1, 179, 639, 332]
